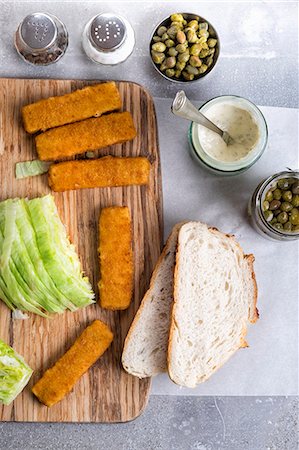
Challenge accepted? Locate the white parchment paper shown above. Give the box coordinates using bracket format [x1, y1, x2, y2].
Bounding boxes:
[150, 98, 298, 396]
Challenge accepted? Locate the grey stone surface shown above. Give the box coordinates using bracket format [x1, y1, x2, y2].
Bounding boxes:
[0, 396, 298, 450]
[0, 1, 298, 449]
[0, 0, 298, 107]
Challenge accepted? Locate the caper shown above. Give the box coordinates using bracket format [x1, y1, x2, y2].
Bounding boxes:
[161, 32, 169, 41]
[159, 60, 168, 71]
[290, 208, 299, 225]
[273, 209, 282, 216]
[273, 223, 283, 231]
[164, 56, 176, 68]
[176, 61, 186, 71]
[174, 69, 182, 78]
[208, 48, 216, 56]
[280, 201, 293, 212]
[277, 212, 288, 224]
[165, 39, 175, 48]
[198, 64, 208, 74]
[292, 224, 299, 232]
[178, 51, 190, 63]
[171, 21, 184, 30]
[273, 188, 282, 200]
[282, 190, 292, 202]
[277, 178, 290, 190]
[265, 191, 273, 202]
[270, 182, 277, 191]
[189, 55, 202, 67]
[270, 218, 278, 225]
[292, 194, 299, 207]
[157, 26, 167, 37]
[187, 20, 199, 31]
[167, 26, 180, 39]
[207, 38, 217, 48]
[199, 29, 209, 39]
[170, 13, 184, 23]
[182, 71, 194, 81]
[165, 68, 175, 78]
[186, 64, 199, 75]
[152, 42, 166, 52]
[176, 43, 188, 53]
[263, 210, 273, 222]
[262, 200, 270, 211]
[198, 36, 208, 45]
[152, 35, 162, 42]
[198, 22, 208, 30]
[187, 29, 198, 43]
[199, 49, 210, 58]
[176, 30, 186, 44]
[151, 50, 165, 64]
[190, 44, 202, 56]
[206, 56, 214, 67]
[168, 47, 178, 57]
[292, 182, 299, 194]
[283, 222, 292, 231]
[269, 200, 281, 210]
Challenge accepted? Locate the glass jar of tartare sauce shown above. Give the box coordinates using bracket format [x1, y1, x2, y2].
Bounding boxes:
[188, 95, 268, 175]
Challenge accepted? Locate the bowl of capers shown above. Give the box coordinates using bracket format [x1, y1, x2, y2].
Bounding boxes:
[150, 12, 220, 83]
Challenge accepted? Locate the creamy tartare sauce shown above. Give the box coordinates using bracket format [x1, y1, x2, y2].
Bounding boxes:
[197, 103, 260, 162]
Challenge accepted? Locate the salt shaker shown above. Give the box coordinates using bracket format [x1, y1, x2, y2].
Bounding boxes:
[14, 13, 68, 66]
[82, 13, 135, 65]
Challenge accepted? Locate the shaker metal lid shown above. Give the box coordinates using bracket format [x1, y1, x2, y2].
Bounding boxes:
[20, 13, 57, 50]
[89, 13, 126, 52]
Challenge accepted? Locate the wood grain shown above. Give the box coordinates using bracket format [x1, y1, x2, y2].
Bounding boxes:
[0, 78, 163, 423]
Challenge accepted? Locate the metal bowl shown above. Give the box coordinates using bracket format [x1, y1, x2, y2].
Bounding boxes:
[149, 13, 220, 83]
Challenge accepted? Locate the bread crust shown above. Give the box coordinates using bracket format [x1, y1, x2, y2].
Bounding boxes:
[168, 221, 259, 387]
[122, 223, 184, 377]
[244, 254, 259, 323]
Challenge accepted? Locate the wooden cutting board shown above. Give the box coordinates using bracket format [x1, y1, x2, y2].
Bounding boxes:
[0, 78, 163, 423]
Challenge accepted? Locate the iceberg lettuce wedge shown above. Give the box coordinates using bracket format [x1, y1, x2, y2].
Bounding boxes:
[0, 195, 94, 316]
[27, 196, 94, 307]
[0, 339, 32, 405]
[15, 200, 77, 312]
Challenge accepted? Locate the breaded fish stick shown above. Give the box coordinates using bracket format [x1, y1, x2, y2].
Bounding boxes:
[32, 320, 113, 407]
[22, 82, 122, 134]
[48, 156, 151, 192]
[35, 112, 137, 161]
[99, 207, 133, 310]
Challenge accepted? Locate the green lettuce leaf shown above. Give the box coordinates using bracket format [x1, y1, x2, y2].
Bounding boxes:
[0, 195, 94, 316]
[0, 339, 32, 405]
[15, 160, 51, 179]
[27, 196, 94, 307]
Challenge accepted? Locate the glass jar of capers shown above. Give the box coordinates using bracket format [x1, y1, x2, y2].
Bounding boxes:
[150, 13, 219, 82]
[249, 170, 299, 241]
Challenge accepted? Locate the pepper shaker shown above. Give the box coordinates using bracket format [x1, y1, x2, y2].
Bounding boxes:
[14, 12, 68, 66]
[82, 13, 135, 65]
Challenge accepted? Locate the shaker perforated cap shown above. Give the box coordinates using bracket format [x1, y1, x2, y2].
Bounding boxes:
[20, 13, 57, 50]
[89, 13, 127, 51]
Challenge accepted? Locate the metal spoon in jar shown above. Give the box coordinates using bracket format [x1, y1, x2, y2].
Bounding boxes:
[171, 90, 233, 145]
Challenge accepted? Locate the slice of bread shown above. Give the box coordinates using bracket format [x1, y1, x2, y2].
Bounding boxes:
[168, 222, 258, 388]
[122, 223, 183, 378]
